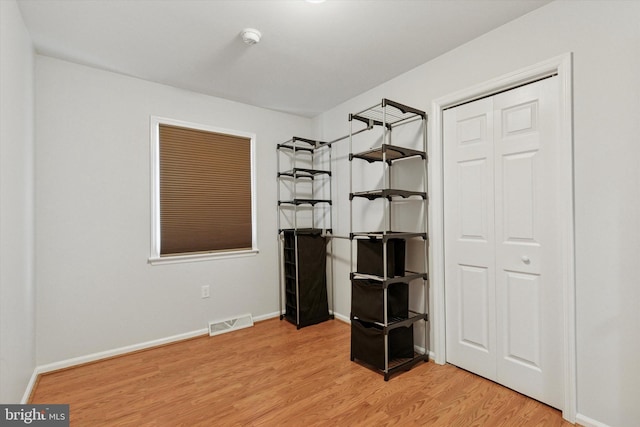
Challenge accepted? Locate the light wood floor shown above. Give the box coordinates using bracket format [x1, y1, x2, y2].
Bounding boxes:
[30, 318, 576, 426]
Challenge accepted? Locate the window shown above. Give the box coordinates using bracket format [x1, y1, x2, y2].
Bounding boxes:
[150, 117, 257, 263]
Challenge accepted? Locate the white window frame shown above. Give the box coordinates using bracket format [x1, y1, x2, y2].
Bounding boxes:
[148, 116, 258, 265]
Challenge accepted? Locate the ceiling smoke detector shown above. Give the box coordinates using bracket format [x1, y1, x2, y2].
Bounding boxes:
[240, 28, 262, 45]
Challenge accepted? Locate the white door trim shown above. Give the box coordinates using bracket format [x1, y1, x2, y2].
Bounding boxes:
[430, 53, 576, 422]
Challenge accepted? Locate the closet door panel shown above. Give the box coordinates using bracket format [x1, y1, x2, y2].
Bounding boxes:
[494, 77, 563, 409]
[444, 97, 496, 380]
[458, 264, 490, 352]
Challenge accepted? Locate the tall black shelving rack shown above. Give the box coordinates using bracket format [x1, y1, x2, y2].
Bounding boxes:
[277, 137, 334, 329]
[348, 99, 429, 380]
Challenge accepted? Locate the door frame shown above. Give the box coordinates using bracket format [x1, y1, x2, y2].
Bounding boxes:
[430, 53, 576, 422]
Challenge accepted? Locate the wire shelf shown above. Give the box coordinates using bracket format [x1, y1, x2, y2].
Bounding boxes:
[351, 98, 426, 127]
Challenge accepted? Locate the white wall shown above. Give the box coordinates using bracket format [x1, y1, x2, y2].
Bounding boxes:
[0, 0, 36, 403]
[314, 1, 640, 426]
[34, 56, 312, 366]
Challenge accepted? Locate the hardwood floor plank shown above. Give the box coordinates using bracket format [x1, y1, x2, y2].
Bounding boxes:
[30, 318, 576, 426]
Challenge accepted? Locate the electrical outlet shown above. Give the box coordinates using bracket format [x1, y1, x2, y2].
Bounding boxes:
[201, 285, 210, 299]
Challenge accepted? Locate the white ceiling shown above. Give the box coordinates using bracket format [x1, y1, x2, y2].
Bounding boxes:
[17, 0, 551, 117]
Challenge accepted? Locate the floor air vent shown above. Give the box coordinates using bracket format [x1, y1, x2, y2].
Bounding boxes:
[208, 314, 254, 337]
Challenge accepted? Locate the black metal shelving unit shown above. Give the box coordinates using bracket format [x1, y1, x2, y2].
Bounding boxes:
[277, 137, 334, 329]
[348, 99, 429, 380]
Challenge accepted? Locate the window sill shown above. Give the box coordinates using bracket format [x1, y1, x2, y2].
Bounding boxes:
[148, 249, 259, 265]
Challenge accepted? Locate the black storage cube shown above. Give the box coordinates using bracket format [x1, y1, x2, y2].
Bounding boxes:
[351, 319, 414, 370]
[282, 229, 330, 328]
[351, 279, 409, 323]
[357, 238, 405, 277]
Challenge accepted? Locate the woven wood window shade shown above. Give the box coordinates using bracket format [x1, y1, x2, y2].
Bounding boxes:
[159, 124, 252, 255]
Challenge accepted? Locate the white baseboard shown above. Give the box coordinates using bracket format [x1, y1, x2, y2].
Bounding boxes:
[21, 369, 40, 404]
[36, 328, 209, 376]
[24, 312, 285, 400]
[21, 327, 208, 403]
[252, 311, 280, 322]
[333, 312, 351, 324]
[576, 414, 611, 427]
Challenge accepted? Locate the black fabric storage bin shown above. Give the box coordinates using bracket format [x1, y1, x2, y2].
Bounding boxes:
[351, 279, 409, 323]
[282, 229, 330, 328]
[357, 238, 405, 277]
[351, 319, 414, 370]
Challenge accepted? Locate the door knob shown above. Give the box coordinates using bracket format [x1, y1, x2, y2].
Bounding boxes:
[521, 256, 531, 264]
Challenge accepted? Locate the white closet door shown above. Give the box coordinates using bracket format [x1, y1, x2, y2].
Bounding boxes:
[493, 77, 563, 408]
[443, 97, 497, 380]
[444, 76, 563, 409]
